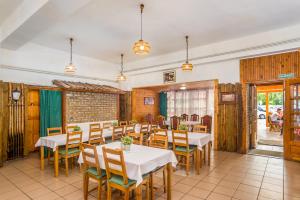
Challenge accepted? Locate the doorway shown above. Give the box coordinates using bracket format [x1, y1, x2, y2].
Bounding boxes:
[248, 83, 284, 157]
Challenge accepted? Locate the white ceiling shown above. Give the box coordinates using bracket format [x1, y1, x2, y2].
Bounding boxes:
[5, 0, 300, 64]
[0, 0, 22, 25]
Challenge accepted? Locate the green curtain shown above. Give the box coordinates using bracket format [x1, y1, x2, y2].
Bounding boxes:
[159, 92, 167, 118]
[40, 90, 62, 138]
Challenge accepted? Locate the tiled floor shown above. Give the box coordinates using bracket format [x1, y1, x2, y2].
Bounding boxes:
[0, 151, 299, 200]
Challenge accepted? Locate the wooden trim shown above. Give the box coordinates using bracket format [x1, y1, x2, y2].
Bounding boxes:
[213, 79, 219, 150]
[117, 94, 120, 120]
[62, 91, 67, 130]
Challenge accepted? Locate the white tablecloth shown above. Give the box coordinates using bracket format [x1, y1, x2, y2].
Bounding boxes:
[78, 142, 177, 185]
[166, 131, 211, 150]
[180, 121, 201, 126]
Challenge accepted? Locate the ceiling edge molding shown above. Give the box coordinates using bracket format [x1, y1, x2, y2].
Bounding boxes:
[124, 37, 300, 75]
[0, 65, 117, 83]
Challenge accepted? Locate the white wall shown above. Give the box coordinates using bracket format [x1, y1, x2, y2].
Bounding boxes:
[0, 43, 119, 87]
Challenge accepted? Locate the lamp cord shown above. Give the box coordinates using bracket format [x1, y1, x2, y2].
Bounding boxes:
[140, 4, 144, 40]
[70, 38, 73, 64]
[121, 54, 124, 73]
[186, 36, 189, 63]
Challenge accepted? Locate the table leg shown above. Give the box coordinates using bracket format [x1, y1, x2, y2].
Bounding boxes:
[199, 149, 202, 169]
[167, 162, 172, 200]
[136, 184, 142, 200]
[54, 147, 59, 177]
[150, 173, 154, 200]
[40, 146, 44, 170]
[196, 149, 200, 175]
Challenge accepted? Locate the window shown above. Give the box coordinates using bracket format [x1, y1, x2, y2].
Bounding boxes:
[167, 89, 214, 118]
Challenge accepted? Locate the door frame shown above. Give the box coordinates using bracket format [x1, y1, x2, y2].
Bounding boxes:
[242, 80, 284, 153]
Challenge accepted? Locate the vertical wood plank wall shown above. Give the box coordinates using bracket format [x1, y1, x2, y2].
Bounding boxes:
[131, 89, 159, 122]
[217, 83, 242, 152]
[240, 51, 300, 153]
[119, 92, 132, 121]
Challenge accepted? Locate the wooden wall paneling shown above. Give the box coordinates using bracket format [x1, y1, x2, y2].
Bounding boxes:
[62, 91, 67, 130]
[1, 83, 9, 162]
[26, 89, 40, 152]
[217, 83, 242, 152]
[119, 92, 132, 121]
[0, 81, 3, 166]
[213, 80, 219, 150]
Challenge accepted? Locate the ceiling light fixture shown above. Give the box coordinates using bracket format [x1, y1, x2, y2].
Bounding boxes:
[181, 35, 193, 71]
[133, 4, 150, 55]
[180, 86, 187, 90]
[64, 38, 76, 74]
[117, 54, 127, 81]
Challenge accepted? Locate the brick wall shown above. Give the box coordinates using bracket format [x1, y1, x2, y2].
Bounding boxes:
[132, 89, 159, 122]
[66, 91, 118, 123]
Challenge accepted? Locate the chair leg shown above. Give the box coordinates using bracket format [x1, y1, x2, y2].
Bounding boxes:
[70, 157, 74, 170]
[146, 180, 150, 200]
[47, 148, 50, 165]
[83, 173, 89, 200]
[186, 154, 190, 175]
[124, 190, 129, 200]
[163, 169, 166, 193]
[97, 179, 102, 200]
[203, 145, 206, 164]
[150, 173, 154, 199]
[65, 157, 69, 176]
[107, 185, 112, 200]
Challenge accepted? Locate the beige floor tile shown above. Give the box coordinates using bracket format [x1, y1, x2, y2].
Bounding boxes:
[207, 192, 231, 200]
[259, 189, 283, 200]
[181, 194, 205, 200]
[194, 181, 217, 191]
[233, 190, 258, 200]
[237, 184, 259, 195]
[54, 184, 79, 196]
[187, 187, 211, 199]
[173, 182, 192, 193]
[213, 185, 236, 197]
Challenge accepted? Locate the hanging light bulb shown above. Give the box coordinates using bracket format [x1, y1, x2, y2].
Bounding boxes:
[64, 38, 76, 74]
[181, 36, 193, 71]
[133, 4, 151, 55]
[117, 54, 127, 81]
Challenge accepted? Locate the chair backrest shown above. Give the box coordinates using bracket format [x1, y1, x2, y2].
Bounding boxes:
[102, 147, 129, 184]
[172, 130, 189, 151]
[190, 114, 199, 122]
[145, 113, 154, 124]
[150, 123, 159, 133]
[66, 131, 83, 150]
[125, 124, 136, 134]
[170, 116, 180, 130]
[127, 132, 143, 145]
[47, 127, 63, 136]
[90, 123, 101, 130]
[149, 130, 168, 149]
[129, 120, 137, 125]
[65, 125, 77, 133]
[201, 115, 212, 133]
[103, 122, 112, 129]
[157, 115, 165, 128]
[153, 128, 168, 136]
[82, 143, 101, 175]
[193, 125, 208, 133]
[119, 121, 128, 126]
[112, 126, 124, 141]
[89, 127, 104, 145]
[140, 123, 149, 134]
[181, 114, 188, 121]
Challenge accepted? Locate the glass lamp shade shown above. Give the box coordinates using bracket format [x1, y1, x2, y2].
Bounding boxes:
[181, 62, 193, 71]
[133, 39, 151, 55]
[12, 89, 21, 101]
[117, 73, 127, 81]
[64, 63, 76, 74]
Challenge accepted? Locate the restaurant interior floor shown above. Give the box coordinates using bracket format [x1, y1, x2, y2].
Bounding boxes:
[0, 151, 299, 200]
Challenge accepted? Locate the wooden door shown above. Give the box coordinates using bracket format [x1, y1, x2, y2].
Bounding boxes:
[284, 78, 300, 161]
[27, 90, 40, 152]
[247, 84, 257, 149]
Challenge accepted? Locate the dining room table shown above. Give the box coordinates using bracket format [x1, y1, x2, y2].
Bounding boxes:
[78, 141, 177, 200]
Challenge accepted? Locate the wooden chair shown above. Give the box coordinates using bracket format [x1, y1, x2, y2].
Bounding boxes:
[59, 131, 83, 176]
[112, 126, 124, 141]
[82, 143, 106, 200]
[172, 130, 196, 175]
[89, 127, 104, 145]
[150, 123, 159, 134]
[103, 122, 112, 129]
[149, 132, 168, 193]
[119, 121, 128, 126]
[190, 114, 199, 122]
[125, 124, 136, 135]
[47, 127, 63, 164]
[268, 114, 281, 132]
[201, 115, 212, 133]
[129, 120, 137, 125]
[145, 113, 154, 124]
[170, 116, 180, 130]
[102, 147, 150, 200]
[140, 123, 149, 135]
[90, 123, 101, 130]
[181, 114, 189, 121]
[127, 132, 144, 145]
[157, 115, 167, 129]
[193, 125, 208, 133]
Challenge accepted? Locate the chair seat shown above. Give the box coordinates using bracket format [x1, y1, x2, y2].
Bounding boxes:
[86, 167, 106, 179]
[58, 148, 81, 155]
[108, 175, 136, 188]
[175, 146, 196, 153]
